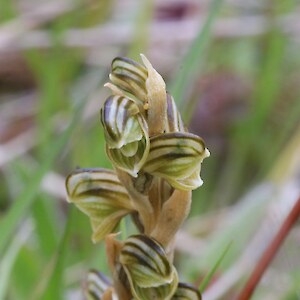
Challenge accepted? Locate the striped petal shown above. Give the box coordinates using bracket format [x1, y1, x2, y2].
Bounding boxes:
[66, 168, 134, 243]
[172, 282, 202, 300]
[85, 270, 113, 300]
[120, 235, 178, 299]
[101, 96, 150, 177]
[166, 93, 186, 133]
[109, 57, 148, 104]
[144, 132, 210, 191]
[132, 274, 178, 300]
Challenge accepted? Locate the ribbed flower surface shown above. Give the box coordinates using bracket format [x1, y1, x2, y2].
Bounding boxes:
[104, 55, 209, 190]
[101, 95, 150, 177]
[66, 54, 207, 300]
[109, 57, 148, 104]
[144, 132, 209, 190]
[66, 168, 134, 243]
[85, 270, 112, 300]
[120, 235, 178, 300]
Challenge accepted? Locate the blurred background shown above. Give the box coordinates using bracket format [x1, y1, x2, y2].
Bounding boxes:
[0, 0, 300, 299]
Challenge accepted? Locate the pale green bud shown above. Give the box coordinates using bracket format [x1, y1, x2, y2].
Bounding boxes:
[144, 132, 210, 191]
[120, 235, 178, 300]
[109, 56, 148, 104]
[106, 55, 167, 136]
[101, 95, 150, 177]
[66, 168, 134, 243]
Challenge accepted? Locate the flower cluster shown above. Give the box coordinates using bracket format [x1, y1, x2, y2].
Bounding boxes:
[66, 55, 209, 300]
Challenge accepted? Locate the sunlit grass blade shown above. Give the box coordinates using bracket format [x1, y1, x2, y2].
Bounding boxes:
[0, 69, 103, 256]
[8, 159, 59, 259]
[0, 223, 32, 300]
[170, 0, 223, 110]
[128, 0, 153, 60]
[32, 207, 74, 300]
[199, 240, 232, 292]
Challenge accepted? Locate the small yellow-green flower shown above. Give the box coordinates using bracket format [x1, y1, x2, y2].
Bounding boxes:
[120, 235, 178, 300]
[66, 168, 134, 243]
[101, 95, 150, 177]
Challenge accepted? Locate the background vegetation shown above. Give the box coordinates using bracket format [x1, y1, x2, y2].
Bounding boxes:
[0, 0, 299, 299]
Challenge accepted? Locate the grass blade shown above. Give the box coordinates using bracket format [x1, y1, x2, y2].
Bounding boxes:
[0, 222, 32, 300]
[199, 240, 232, 292]
[170, 0, 223, 108]
[39, 207, 75, 300]
[0, 69, 103, 256]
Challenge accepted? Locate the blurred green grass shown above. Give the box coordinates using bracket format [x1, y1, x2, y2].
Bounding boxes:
[0, 0, 300, 299]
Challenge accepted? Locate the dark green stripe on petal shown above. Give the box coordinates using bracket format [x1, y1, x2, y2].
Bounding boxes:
[85, 269, 111, 300]
[101, 96, 142, 149]
[120, 235, 173, 288]
[66, 168, 134, 242]
[101, 96, 150, 177]
[144, 133, 210, 190]
[120, 235, 178, 300]
[172, 282, 202, 300]
[166, 93, 186, 133]
[110, 57, 148, 102]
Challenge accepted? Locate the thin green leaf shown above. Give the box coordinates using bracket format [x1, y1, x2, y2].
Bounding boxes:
[128, 0, 153, 60]
[199, 240, 233, 292]
[33, 207, 74, 300]
[0, 69, 103, 256]
[9, 159, 59, 259]
[0, 223, 32, 300]
[170, 0, 223, 108]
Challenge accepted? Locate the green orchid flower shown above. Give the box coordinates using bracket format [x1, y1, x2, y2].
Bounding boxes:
[66, 168, 134, 243]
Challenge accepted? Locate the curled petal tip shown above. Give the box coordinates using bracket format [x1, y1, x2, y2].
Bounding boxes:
[204, 148, 210, 158]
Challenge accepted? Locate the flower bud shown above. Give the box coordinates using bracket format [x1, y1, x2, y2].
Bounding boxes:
[144, 132, 210, 190]
[109, 57, 148, 104]
[101, 95, 150, 177]
[106, 55, 167, 136]
[120, 235, 178, 300]
[66, 168, 133, 243]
